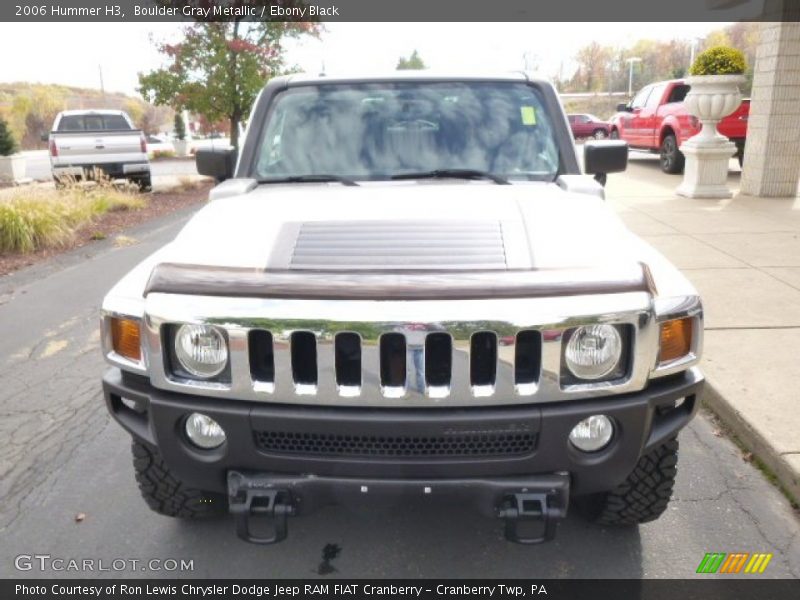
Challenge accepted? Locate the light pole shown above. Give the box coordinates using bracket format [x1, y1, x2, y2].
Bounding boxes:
[689, 38, 701, 70]
[625, 57, 642, 97]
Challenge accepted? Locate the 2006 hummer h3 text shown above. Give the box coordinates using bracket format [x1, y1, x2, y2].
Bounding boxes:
[101, 72, 703, 544]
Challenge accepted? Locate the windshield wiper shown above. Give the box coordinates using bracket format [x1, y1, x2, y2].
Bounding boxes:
[258, 175, 359, 186]
[390, 169, 510, 185]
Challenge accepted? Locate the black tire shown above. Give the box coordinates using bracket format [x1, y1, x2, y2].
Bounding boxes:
[593, 129, 608, 140]
[575, 437, 679, 526]
[609, 129, 620, 140]
[135, 176, 153, 193]
[131, 440, 227, 519]
[660, 133, 685, 174]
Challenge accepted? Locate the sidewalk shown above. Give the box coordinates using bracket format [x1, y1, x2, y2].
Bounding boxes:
[607, 154, 800, 502]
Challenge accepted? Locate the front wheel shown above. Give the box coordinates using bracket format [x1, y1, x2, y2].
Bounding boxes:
[574, 437, 679, 525]
[660, 134, 685, 174]
[609, 129, 620, 140]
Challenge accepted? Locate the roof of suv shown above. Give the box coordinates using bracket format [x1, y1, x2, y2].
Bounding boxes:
[283, 70, 537, 85]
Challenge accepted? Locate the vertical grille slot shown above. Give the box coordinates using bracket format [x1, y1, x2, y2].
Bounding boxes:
[335, 332, 361, 387]
[470, 332, 497, 387]
[425, 333, 452, 387]
[290, 331, 317, 385]
[248, 330, 275, 382]
[380, 333, 406, 388]
[515, 330, 542, 389]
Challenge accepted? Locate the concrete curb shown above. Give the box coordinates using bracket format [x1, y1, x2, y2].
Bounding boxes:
[701, 378, 800, 504]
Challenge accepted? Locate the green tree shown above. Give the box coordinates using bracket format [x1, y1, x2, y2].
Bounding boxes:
[174, 113, 187, 141]
[138, 12, 318, 148]
[396, 50, 426, 70]
[0, 117, 18, 156]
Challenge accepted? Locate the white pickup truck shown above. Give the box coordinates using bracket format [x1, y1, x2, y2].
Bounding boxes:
[46, 110, 152, 191]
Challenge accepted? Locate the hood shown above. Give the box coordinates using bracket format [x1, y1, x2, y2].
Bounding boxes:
[163, 181, 638, 272]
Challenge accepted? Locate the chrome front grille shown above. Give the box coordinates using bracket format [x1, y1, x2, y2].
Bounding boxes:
[245, 328, 538, 400]
[142, 290, 659, 407]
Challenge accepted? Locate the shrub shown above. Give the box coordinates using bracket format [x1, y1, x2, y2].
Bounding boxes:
[0, 117, 18, 156]
[174, 113, 186, 141]
[689, 46, 747, 76]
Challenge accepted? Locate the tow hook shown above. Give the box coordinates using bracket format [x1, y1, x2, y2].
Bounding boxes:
[496, 491, 567, 544]
[228, 471, 296, 544]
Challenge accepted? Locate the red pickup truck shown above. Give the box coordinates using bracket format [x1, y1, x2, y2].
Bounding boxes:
[609, 79, 749, 174]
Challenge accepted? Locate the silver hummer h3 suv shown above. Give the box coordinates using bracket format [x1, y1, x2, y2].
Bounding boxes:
[101, 72, 703, 544]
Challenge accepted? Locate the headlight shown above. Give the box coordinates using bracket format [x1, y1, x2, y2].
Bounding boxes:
[174, 324, 228, 379]
[564, 324, 623, 380]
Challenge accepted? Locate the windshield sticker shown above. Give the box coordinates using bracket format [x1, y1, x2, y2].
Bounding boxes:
[521, 106, 537, 126]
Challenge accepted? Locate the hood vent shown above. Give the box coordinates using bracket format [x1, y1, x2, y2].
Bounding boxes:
[281, 220, 507, 270]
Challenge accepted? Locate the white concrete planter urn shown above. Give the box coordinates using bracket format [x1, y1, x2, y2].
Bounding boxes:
[677, 74, 746, 199]
[173, 139, 189, 157]
[0, 153, 26, 183]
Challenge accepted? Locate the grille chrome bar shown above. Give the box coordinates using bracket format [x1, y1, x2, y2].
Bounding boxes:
[143, 291, 658, 407]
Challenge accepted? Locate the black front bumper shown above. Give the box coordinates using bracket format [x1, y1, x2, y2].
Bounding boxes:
[103, 368, 702, 498]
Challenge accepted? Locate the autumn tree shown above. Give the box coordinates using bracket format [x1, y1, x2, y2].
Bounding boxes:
[397, 50, 426, 70]
[573, 42, 613, 92]
[139, 9, 317, 148]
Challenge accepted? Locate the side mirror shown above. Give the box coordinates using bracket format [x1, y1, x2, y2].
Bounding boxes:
[616, 103, 630, 113]
[196, 147, 237, 182]
[584, 140, 628, 186]
[41, 133, 49, 142]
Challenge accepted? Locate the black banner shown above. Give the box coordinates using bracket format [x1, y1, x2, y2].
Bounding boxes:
[3, 580, 800, 600]
[2, 0, 800, 23]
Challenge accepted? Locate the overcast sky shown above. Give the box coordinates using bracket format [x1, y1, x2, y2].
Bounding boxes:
[0, 22, 725, 96]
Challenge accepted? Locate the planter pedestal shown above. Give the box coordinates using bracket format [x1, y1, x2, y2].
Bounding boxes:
[174, 140, 189, 157]
[676, 74, 745, 199]
[676, 137, 737, 199]
[0, 154, 26, 183]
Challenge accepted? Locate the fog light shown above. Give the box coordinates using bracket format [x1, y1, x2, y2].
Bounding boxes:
[569, 415, 614, 452]
[185, 413, 226, 449]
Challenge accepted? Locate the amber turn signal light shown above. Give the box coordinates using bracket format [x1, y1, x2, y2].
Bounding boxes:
[110, 317, 142, 361]
[659, 318, 693, 363]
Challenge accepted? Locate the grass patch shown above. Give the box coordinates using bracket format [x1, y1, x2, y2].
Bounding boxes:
[150, 149, 176, 160]
[0, 181, 146, 254]
[175, 176, 203, 192]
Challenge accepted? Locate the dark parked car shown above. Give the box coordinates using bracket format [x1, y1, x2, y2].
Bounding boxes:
[568, 114, 611, 139]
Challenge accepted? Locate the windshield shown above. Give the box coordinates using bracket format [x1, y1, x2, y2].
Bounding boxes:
[255, 82, 561, 182]
[58, 114, 131, 132]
